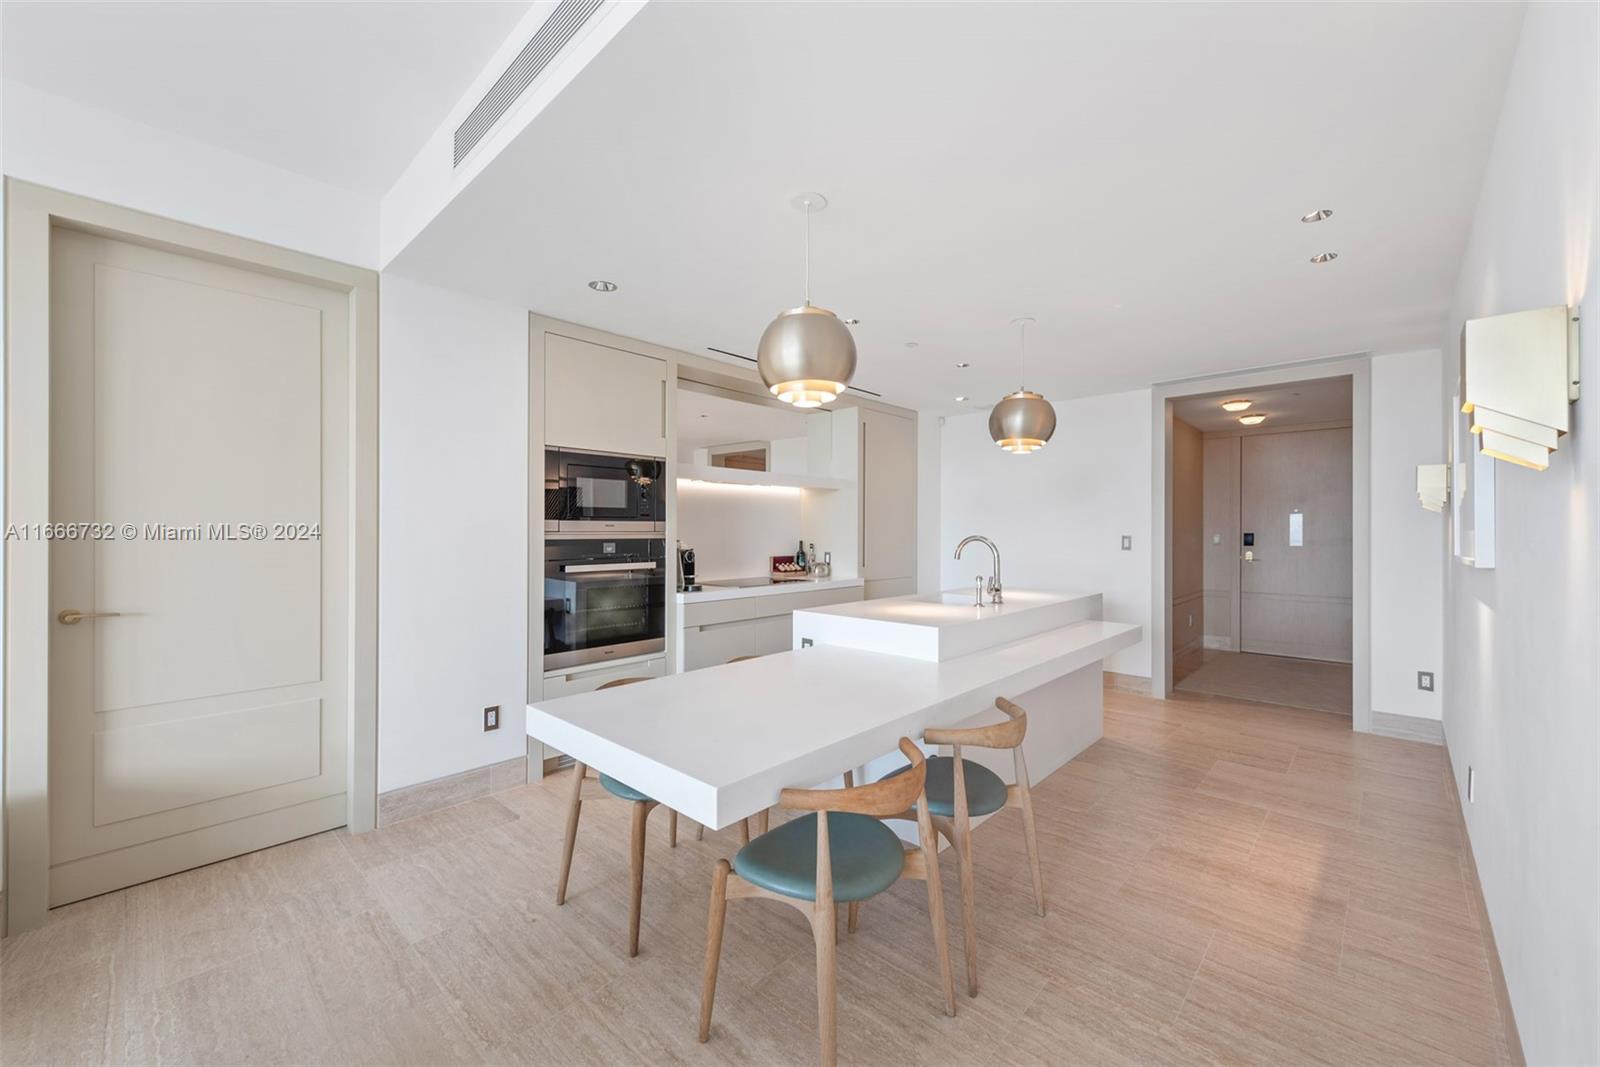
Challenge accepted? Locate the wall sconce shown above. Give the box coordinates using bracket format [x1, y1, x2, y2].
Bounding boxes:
[1416, 464, 1450, 512]
[1460, 305, 1581, 471]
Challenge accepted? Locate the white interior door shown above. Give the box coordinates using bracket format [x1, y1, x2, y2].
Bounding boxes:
[1238, 428, 1353, 661]
[48, 226, 350, 905]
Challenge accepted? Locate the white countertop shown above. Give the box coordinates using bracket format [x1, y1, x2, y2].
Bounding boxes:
[676, 575, 864, 604]
[794, 589, 1102, 661]
[527, 618, 1140, 829]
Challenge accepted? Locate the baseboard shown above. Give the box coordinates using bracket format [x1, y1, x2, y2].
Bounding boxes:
[1443, 734, 1526, 1066]
[1202, 635, 1234, 651]
[378, 756, 527, 826]
[1369, 710, 1444, 745]
[1103, 670, 1152, 695]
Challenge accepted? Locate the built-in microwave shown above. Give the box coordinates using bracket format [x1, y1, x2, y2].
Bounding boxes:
[545, 449, 665, 533]
[544, 536, 666, 670]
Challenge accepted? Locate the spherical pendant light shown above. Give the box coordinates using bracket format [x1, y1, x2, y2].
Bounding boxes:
[757, 194, 856, 407]
[988, 318, 1057, 454]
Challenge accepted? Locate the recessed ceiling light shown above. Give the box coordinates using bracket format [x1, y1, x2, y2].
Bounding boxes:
[1221, 399, 1252, 412]
[1310, 252, 1338, 264]
[955, 395, 968, 402]
[905, 341, 920, 349]
[1239, 414, 1267, 426]
[588, 279, 618, 292]
[1300, 208, 1334, 223]
[955, 361, 970, 368]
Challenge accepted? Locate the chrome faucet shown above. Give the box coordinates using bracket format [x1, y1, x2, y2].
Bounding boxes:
[954, 535, 1003, 604]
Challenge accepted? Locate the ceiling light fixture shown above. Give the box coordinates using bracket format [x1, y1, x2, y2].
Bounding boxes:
[1221, 399, 1252, 412]
[1310, 252, 1339, 264]
[588, 279, 618, 292]
[1300, 208, 1334, 223]
[843, 317, 860, 326]
[955, 395, 968, 402]
[905, 341, 920, 349]
[756, 193, 857, 408]
[988, 317, 1057, 454]
[1239, 414, 1267, 426]
[955, 361, 970, 368]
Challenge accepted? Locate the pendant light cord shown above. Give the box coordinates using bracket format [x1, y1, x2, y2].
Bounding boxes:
[1018, 318, 1027, 391]
[803, 200, 812, 306]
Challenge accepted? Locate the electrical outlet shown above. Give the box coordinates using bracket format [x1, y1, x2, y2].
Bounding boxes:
[1417, 671, 1435, 692]
[1212, 533, 1222, 545]
[1121, 535, 1132, 551]
[483, 705, 500, 732]
[1467, 765, 1476, 803]
[801, 637, 814, 648]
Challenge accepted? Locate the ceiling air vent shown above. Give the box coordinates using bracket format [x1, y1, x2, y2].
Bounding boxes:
[453, 0, 604, 167]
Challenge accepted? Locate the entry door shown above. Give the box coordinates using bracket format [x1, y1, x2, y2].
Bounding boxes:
[1238, 428, 1352, 662]
[48, 227, 350, 905]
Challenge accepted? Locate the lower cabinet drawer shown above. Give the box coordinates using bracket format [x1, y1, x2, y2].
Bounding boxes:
[681, 620, 751, 671]
[542, 656, 666, 698]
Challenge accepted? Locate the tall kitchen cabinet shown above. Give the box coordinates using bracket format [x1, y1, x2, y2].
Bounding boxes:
[858, 408, 917, 599]
[544, 333, 668, 457]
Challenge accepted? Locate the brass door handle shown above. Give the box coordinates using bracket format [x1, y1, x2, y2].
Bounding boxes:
[57, 610, 123, 625]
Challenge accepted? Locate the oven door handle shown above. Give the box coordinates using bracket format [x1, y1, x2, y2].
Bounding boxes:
[561, 562, 659, 574]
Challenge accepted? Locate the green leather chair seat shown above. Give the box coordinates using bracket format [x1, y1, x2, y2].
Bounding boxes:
[733, 813, 905, 903]
[599, 774, 651, 803]
[887, 755, 1008, 818]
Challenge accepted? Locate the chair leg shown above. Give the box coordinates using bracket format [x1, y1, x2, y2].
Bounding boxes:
[759, 807, 770, 834]
[555, 762, 586, 905]
[698, 859, 731, 1042]
[739, 818, 750, 845]
[670, 809, 679, 848]
[811, 906, 838, 1067]
[628, 801, 652, 957]
[696, 822, 705, 842]
[1016, 761, 1047, 917]
[846, 901, 859, 934]
[915, 807, 958, 1017]
[950, 813, 980, 997]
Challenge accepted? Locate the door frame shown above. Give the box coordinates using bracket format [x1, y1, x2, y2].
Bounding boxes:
[3, 180, 380, 935]
[1149, 355, 1372, 732]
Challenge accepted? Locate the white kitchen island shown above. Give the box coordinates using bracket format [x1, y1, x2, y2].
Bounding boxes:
[526, 589, 1140, 830]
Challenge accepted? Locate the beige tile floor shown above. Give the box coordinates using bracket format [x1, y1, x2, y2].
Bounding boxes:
[0, 689, 1510, 1066]
[1175, 650, 1354, 716]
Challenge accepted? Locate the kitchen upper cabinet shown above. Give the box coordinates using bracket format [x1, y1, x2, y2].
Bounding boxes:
[859, 408, 917, 585]
[545, 333, 667, 457]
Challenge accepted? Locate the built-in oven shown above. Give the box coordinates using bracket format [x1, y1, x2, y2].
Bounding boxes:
[545, 448, 665, 533]
[544, 536, 666, 670]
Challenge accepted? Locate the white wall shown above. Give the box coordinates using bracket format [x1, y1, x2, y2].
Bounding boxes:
[916, 412, 942, 594]
[3, 81, 377, 267]
[378, 274, 530, 792]
[677, 483, 805, 581]
[1438, 4, 1598, 1064]
[939, 390, 1152, 677]
[1369, 348, 1444, 720]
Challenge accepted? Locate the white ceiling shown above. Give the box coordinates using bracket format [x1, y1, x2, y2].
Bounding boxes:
[1, 0, 532, 194]
[1171, 376, 1351, 433]
[677, 388, 817, 452]
[388, 0, 1523, 413]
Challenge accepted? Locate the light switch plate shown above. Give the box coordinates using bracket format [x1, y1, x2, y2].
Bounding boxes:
[1417, 671, 1434, 692]
[483, 705, 500, 731]
[1120, 535, 1132, 551]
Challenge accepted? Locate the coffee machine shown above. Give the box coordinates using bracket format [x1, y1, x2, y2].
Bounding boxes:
[677, 541, 700, 592]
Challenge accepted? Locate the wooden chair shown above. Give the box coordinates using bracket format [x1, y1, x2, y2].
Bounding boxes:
[554, 676, 691, 956]
[698, 738, 956, 1067]
[863, 697, 1044, 997]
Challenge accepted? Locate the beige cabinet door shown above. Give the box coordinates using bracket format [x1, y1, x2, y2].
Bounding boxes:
[681, 620, 753, 670]
[1238, 428, 1353, 662]
[48, 228, 350, 905]
[544, 333, 667, 457]
[859, 409, 917, 586]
